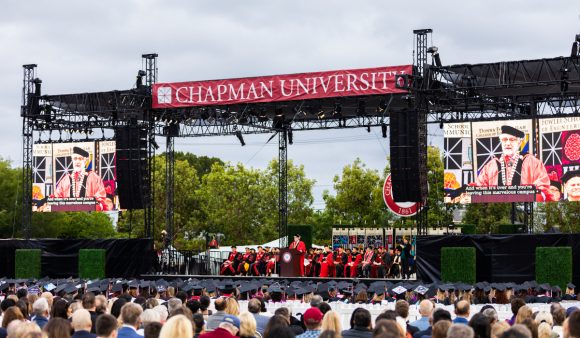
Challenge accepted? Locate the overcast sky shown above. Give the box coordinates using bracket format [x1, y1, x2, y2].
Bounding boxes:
[1, 1, 578, 209]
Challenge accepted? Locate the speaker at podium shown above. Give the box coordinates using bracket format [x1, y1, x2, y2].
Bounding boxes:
[279, 248, 302, 277]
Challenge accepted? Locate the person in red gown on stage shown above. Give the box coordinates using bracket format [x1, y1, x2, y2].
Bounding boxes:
[237, 247, 253, 275]
[346, 247, 362, 278]
[220, 246, 241, 275]
[319, 246, 334, 277]
[289, 234, 307, 276]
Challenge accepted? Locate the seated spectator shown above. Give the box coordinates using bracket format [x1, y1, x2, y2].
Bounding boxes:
[433, 321, 452, 338]
[448, 324, 475, 338]
[193, 313, 205, 338]
[374, 319, 403, 338]
[138, 309, 161, 336]
[321, 311, 342, 336]
[51, 299, 71, 320]
[491, 322, 510, 338]
[551, 308, 565, 338]
[117, 303, 143, 338]
[469, 313, 491, 338]
[501, 325, 532, 338]
[263, 315, 291, 338]
[199, 315, 240, 338]
[43, 317, 73, 338]
[508, 299, 526, 326]
[2, 307, 25, 329]
[239, 312, 259, 338]
[71, 309, 96, 338]
[298, 308, 324, 338]
[343, 308, 372, 338]
[454, 301, 471, 324]
[516, 307, 533, 325]
[160, 314, 194, 338]
[483, 308, 499, 325]
[413, 309, 452, 338]
[206, 298, 227, 331]
[96, 314, 118, 338]
[411, 300, 434, 331]
[249, 299, 270, 335]
[144, 322, 162, 338]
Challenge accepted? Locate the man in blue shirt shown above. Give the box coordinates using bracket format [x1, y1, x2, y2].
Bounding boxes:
[410, 300, 434, 331]
[453, 301, 470, 324]
[297, 308, 323, 338]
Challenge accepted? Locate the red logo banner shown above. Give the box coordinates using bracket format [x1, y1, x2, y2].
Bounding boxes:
[152, 65, 412, 108]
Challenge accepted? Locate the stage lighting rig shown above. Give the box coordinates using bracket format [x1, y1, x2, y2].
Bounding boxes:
[136, 70, 146, 88]
[288, 128, 293, 145]
[571, 34, 580, 57]
[427, 46, 442, 67]
[381, 123, 387, 138]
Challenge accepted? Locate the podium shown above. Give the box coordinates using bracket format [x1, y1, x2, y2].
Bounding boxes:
[280, 248, 302, 277]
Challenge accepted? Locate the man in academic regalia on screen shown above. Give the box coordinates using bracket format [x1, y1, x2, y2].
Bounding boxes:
[289, 234, 306, 276]
[473, 125, 556, 201]
[54, 146, 109, 210]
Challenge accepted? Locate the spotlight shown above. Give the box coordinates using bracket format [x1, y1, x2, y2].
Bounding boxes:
[333, 103, 342, 117]
[288, 129, 293, 145]
[235, 130, 245, 146]
[572, 34, 580, 57]
[317, 111, 325, 119]
[136, 70, 146, 88]
[381, 123, 387, 138]
[377, 99, 388, 113]
[150, 137, 160, 150]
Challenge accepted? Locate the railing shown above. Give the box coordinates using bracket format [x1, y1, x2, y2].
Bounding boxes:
[156, 249, 231, 275]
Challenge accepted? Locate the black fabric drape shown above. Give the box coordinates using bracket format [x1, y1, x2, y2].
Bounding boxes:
[0, 238, 153, 278]
[416, 234, 580, 285]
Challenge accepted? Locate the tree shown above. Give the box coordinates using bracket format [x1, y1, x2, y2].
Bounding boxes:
[198, 162, 277, 245]
[323, 158, 386, 227]
[263, 159, 316, 226]
[0, 158, 22, 238]
[173, 152, 223, 181]
[463, 203, 512, 233]
[426, 146, 454, 227]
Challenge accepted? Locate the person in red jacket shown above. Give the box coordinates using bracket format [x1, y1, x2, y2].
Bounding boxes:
[220, 246, 241, 275]
[346, 247, 362, 278]
[289, 234, 307, 276]
[319, 245, 334, 277]
[237, 247, 253, 275]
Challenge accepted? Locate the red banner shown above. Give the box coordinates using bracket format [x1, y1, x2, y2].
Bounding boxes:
[152, 65, 412, 108]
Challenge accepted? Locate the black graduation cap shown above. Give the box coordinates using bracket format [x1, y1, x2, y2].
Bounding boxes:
[552, 286, 562, 293]
[500, 125, 525, 138]
[568, 283, 576, 290]
[391, 285, 407, 295]
[128, 280, 140, 288]
[562, 170, 580, 184]
[239, 283, 258, 294]
[267, 283, 284, 293]
[111, 283, 123, 293]
[538, 283, 551, 292]
[181, 284, 195, 293]
[0, 283, 10, 292]
[55, 283, 70, 294]
[414, 285, 429, 295]
[64, 285, 78, 294]
[492, 283, 506, 292]
[86, 283, 101, 293]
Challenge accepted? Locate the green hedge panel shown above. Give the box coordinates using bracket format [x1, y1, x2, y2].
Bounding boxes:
[79, 249, 106, 279]
[460, 224, 476, 234]
[288, 225, 312, 250]
[15, 249, 41, 279]
[497, 224, 517, 234]
[536, 247, 572, 289]
[441, 247, 476, 284]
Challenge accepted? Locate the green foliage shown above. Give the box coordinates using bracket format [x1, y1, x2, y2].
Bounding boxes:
[441, 247, 476, 283]
[288, 225, 312, 249]
[536, 202, 580, 233]
[0, 158, 22, 238]
[15, 249, 41, 279]
[173, 152, 223, 182]
[32, 212, 116, 239]
[307, 210, 334, 246]
[323, 158, 390, 227]
[497, 224, 517, 234]
[460, 224, 476, 234]
[426, 146, 454, 227]
[463, 203, 512, 233]
[78, 249, 106, 279]
[536, 247, 572, 288]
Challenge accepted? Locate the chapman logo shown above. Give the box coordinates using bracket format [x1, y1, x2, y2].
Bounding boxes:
[157, 87, 172, 104]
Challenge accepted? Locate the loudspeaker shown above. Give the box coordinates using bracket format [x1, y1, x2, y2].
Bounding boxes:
[389, 110, 427, 202]
[116, 127, 149, 209]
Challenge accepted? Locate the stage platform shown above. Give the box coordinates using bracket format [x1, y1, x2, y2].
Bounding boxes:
[140, 274, 416, 286]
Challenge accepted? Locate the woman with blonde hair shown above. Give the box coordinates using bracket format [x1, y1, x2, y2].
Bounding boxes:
[239, 312, 259, 338]
[516, 306, 533, 324]
[224, 297, 240, 316]
[321, 311, 342, 338]
[537, 322, 552, 338]
[159, 314, 193, 338]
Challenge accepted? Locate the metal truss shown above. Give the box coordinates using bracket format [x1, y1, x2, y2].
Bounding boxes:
[21, 64, 37, 238]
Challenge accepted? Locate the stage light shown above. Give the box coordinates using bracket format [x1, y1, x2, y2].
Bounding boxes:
[288, 128, 293, 145]
[317, 111, 325, 119]
[333, 103, 342, 117]
[136, 70, 146, 88]
[381, 123, 387, 138]
[427, 46, 442, 67]
[367, 124, 371, 133]
[377, 99, 388, 113]
[235, 130, 245, 146]
[150, 137, 160, 150]
[572, 35, 580, 57]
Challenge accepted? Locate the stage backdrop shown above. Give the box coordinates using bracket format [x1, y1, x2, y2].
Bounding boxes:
[416, 234, 580, 285]
[0, 239, 153, 278]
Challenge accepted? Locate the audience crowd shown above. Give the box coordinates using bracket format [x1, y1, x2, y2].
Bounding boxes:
[0, 278, 579, 338]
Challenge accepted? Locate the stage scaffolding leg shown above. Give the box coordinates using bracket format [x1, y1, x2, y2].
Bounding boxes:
[21, 64, 37, 239]
[278, 129, 288, 248]
[165, 135, 175, 248]
[143, 53, 158, 239]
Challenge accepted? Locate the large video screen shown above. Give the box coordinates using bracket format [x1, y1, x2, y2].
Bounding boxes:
[444, 118, 580, 203]
[32, 141, 118, 212]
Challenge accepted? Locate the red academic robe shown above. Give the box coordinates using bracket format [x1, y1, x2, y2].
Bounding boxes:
[289, 240, 307, 276]
[474, 154, 556, 201]
[54, 171, 109, 210]
[319, 252, 334, 277]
